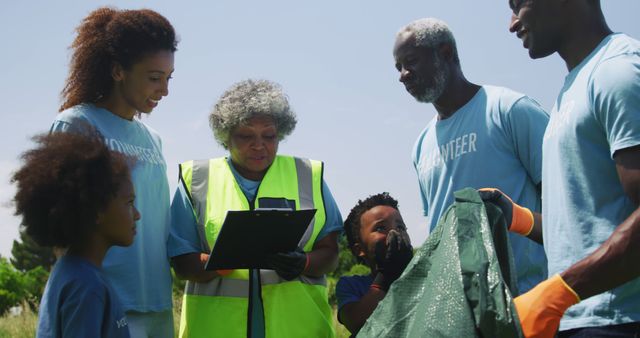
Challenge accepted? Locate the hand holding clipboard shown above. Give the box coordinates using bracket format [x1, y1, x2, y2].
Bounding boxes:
[204, 209, 316, 270]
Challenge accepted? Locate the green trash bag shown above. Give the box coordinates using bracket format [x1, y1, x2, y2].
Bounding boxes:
[357, 188, 524, 338]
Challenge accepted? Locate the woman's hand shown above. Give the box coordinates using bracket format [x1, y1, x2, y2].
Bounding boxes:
[171, 252, 229, 283]
[266, 232, 339, 280]
[266, 249, 308, 280]
[304, 232, 339, 277]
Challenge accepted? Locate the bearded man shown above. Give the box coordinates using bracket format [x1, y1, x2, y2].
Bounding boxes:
[394, 18, 549, 294]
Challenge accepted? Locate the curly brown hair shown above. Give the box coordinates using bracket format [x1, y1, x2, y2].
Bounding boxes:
[12, 129, 133, 249]
[60, 7, 178, 112]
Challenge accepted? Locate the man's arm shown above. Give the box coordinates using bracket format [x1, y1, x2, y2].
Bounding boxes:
[527, 211, 543, 245]
[526, 184, 544, 244]
[560, 145, 640, 298]
[498, 95, 548, 244]
[514, 146, 640, 338]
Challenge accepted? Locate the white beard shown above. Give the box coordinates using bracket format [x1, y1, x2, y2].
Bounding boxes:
[415, 57, 449, 104]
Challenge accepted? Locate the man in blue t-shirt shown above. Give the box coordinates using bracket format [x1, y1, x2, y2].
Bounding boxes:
[393, 18, 549, 295]
[492, 1, 640, 337]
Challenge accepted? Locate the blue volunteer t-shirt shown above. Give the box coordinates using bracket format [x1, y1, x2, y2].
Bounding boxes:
[37, 255, 130, 338]
[169, 157, 343, 337]
[51, 104, 173, 312]
[412, 85, 549, 294]
[542, 33, 640, 331]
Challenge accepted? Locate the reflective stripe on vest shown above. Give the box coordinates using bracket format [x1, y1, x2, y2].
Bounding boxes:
[185, 270, 327, 297]
[189, 159, 211, 253]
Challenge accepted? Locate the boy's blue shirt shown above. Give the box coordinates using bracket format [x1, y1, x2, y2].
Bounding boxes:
[336, 274, 375, 313]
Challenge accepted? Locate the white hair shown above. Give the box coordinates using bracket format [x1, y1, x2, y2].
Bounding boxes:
[209, 79, 297, 149]
[397, 18, 460, 64]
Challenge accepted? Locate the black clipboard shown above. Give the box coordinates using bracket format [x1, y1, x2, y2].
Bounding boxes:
[204, 209, 316, 270]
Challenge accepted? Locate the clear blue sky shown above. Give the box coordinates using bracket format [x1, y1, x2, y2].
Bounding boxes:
[1, 1, 638, 258]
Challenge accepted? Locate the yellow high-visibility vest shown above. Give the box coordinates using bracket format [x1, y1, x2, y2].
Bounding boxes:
[178, 155, 334, 338]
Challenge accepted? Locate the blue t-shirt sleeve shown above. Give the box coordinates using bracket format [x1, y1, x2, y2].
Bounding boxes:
[413, 162, 429, 217]
[336, 276, 371, 311]
[315, 180, 343, 241]
[50, 120, 71, 133]
[168, 183, 202, 257]
[412, 127, 430, 217]
[590, 54, 640, 157]
[50, 114, 95, 135]
[504, 96, 549, 184]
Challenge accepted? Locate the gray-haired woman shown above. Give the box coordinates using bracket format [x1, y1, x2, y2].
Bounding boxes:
[170, 79, 342, 338]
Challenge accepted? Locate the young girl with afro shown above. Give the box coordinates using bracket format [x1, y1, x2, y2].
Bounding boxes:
[13, 131, 139, 338]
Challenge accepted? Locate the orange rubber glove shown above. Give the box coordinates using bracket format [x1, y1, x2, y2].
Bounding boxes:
[514, 274, 580, 338]
[478, 188, 534, 236]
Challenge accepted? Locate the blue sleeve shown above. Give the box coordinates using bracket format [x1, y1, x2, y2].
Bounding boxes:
[413, 162, 429, 217]
[59, 285, 108, 337]
[168, 183, 202, 257]
[50, 115, 94, 135]
[412, 129, 430, 217]
[336, 276, 367, 311]
[505, 96, 549, 184]
[591, 55, 640, 157]
[50, 120, 74, 133]
[315, 180, 343, 241]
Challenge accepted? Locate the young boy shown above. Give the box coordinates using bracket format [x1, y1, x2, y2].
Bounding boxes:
[336, 192, 413, 335]
[12, 131, 139, 338]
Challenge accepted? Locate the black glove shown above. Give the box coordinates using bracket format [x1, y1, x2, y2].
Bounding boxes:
[478, 188, 534, 235]
[373, 230, 413, 291]
[266, 248, 307, 281]
[478, 189, 514, 225]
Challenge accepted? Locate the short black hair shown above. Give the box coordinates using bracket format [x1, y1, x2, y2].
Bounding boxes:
[12, 130, 132, 249]
[344, 192, 399, 250]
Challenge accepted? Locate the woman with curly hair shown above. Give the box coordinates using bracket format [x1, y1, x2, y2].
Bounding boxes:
[170, 79, 343, 337]
[13, 131, 138, 338]
[50, 7, 178, 337]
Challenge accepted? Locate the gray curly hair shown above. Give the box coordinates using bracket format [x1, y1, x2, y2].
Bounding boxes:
[397, 18, 460, 65]
[209, 79, 297, 149]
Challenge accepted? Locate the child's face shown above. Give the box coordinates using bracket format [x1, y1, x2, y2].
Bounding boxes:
[96, 178, 140, 247]
[354, 205, 410, 266]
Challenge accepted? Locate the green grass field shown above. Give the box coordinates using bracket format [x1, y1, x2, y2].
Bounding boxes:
[0, 297, 351, 338]
[0, 304, 36, 338]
